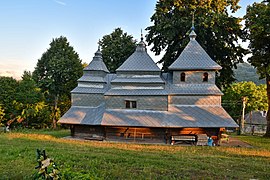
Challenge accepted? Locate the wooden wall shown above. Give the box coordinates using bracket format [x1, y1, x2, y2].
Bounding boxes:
[72, 125, 221, 144]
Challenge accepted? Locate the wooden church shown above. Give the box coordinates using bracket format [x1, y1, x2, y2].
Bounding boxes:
[59, 26, 238, 144]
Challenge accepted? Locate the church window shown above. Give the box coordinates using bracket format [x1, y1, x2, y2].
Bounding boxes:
[262, 111, 267, 117]
[180, 72, 186, 82]
[125, 100, 137, 109]
[203, 72, 208, 82]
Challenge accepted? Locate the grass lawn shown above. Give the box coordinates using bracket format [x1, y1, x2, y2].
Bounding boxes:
[0, 129, 270, 179]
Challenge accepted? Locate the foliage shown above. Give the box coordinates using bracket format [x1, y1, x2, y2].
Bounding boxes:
[1, 130, 270, 179]
[13, 101, 49, 128]
[17, 71, 44, 104]
[146, 0, 247, 87]
[244, 1, 270, 136]
[223, 81, 268, 121]
[244, 1, 270, 79]
[99, 28, 137, 72]
[33, 36, 83, 96]
[0, 74, 51, 128]
[0, 76, 19, 124]
[33, 36, 83, 128]
[0, 104, 5, 126]
[35, 149, 61, 179]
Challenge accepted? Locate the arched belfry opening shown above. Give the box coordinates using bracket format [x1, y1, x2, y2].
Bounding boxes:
[203, 72, 208, 82]
[180, 72, 186, 82]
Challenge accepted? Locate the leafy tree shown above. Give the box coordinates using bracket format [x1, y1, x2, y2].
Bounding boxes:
[99, 28, 136, 72]
[0, 74, 51, 128]
[33, 36, 83, 128]
[12, 71, 48, 127]
[0, 105, 5, 126]
[0, 76, 19, 125]
[223, 82, 268, 133]
[244, 1, 270, 137]
[146, 0, 247, 87]
[82, 62, 88, 68]
[17, 71, 44, 105]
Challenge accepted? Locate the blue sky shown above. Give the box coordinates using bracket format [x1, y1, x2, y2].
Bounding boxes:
[0, 0, 260, 79]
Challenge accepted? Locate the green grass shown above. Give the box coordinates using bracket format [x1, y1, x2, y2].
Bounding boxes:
[0, 130, 270, 179]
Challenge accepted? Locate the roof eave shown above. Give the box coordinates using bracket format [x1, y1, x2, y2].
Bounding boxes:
[168, 67, 222, 71]
[116, 69, 161, 72]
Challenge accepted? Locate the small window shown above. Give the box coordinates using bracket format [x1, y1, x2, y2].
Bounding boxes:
[262, 111, 267, 117]
[180, 72, 186, 82]
[203, 72, 208, 82]
[125, 100, 137, 109]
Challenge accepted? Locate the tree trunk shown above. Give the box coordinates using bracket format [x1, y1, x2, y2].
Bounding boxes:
[264, 76, 270, 137]
[52, 94, 59, 129]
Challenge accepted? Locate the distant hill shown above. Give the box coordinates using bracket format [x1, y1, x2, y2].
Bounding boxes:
[233, 62, 265, 85]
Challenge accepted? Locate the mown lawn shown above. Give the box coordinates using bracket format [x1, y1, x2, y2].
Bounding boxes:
[0, 129, 270, 179]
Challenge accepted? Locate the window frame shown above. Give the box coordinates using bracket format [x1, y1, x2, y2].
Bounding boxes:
[202, 72, 208, 82]
[180, 72, 186, 82]
[125, 100, 137, 109]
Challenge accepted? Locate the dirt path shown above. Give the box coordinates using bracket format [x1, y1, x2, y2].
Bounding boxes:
[220, 137, 253, 148]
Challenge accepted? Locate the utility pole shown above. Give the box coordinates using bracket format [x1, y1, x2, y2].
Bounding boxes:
[239, 97, 247, 135]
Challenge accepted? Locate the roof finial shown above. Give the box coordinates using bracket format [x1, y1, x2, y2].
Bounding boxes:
[191, 10, 195, 30]
[94, 39, 102, 57]
[136, 29, 146, 51]
[189, 10, 197, 40]
[141, 29, 143, 41]
[98, 39, 101, 51]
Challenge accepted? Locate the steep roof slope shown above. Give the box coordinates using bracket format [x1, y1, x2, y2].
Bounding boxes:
[84, 48, 109, 73]
[116, 39, 160, 72]
[169, 29, 221, 70]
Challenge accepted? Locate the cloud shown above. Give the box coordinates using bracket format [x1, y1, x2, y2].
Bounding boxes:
[54, 0, 66, 6]
[0, 70, 21, 80]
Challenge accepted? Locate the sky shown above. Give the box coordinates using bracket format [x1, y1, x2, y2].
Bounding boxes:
[0, 0, 261, 79]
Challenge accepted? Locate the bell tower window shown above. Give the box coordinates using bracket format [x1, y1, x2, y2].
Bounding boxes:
[203, 72, 208, 82]
[180, 72, 186, 82]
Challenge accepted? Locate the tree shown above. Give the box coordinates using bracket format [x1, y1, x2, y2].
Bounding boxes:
[0, 74, 52, 128]
[146, 0, 247, 87]
[222, 81, 268, 134]
[99, 28, 137, 72]
[17, 71, 44, 105]
[0, 105, 5, 126]
[0, 76, 19, 125]
[33, 36, 83, 128]
[13, 71, 48, 128]
[244, 1, 270, 136]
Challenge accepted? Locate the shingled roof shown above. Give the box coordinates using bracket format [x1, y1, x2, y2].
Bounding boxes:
[84, 48, 109, 73]
[169, 29, 222, 71]
[59, 105, 238, 128]
[116, 38, 160, 72]
[168, 84, 223, 95]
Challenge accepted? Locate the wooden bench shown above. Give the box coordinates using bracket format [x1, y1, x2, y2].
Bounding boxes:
[196, 134, 208, 146]
[171, 135, 196, 145]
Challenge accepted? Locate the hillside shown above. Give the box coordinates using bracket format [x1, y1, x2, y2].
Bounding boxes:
[233, 62, 265, 85]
